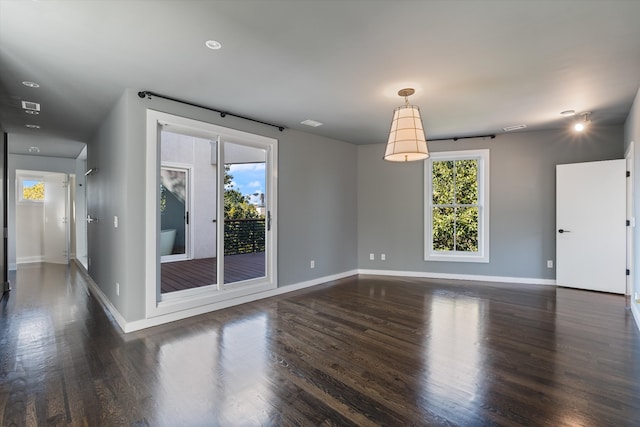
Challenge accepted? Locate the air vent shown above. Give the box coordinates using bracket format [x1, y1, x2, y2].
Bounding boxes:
[21, 100, 41, 111]
[301, 119, 323, 127]
[503, 124, 527, 132]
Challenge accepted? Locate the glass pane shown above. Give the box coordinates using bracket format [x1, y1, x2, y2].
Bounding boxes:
[160, 129, 218, 294]
[432, 207, 455, 251]
[432, 161, 454, 205]
[455, 207, 479, 252]
[160, 168, 187, 257]
[455, 159, 478, 205]
[224, 142, 267, 285]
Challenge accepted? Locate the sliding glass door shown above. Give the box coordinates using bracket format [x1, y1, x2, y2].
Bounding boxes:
[146, 110, 277, 316]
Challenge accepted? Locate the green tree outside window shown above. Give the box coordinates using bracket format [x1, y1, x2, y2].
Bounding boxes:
[431, 159, 479, 252]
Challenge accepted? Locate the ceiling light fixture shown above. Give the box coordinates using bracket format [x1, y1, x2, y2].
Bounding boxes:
[205, 40, 222, 50]
[25, 110, 39, 115]
[22, 81, 40, 88]
[28, 146, 40, 153]
[25, 124, 40, 129]
[384, 88, 429, 162]
[573, 112, 591, 132]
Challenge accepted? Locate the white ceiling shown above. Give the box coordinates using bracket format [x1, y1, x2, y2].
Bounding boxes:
[1, 0, 639, 158]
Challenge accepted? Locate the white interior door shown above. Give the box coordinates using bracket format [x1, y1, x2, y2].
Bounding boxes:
[556, 159, 626, 293]
[44, 173, 69, 264]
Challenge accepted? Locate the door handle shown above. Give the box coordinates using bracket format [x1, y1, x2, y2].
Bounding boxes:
[87, 215, 99, 223]
[558, 229, 571, 233]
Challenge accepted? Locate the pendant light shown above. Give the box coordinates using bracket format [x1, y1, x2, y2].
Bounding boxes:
[384, 88, 429, 162]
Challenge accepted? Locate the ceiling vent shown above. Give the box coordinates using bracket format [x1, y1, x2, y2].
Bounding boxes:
[301, 119, 323, 127]
[21, 100, 40, 111]
[503, 124, 527, 132]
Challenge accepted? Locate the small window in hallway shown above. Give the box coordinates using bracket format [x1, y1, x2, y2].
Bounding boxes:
[18, 176, 45, 202]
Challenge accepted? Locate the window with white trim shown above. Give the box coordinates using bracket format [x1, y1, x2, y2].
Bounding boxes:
[425, 149, 490, 262]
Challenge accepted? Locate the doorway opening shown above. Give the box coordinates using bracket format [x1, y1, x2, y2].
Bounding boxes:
[15, 170, 70, 266]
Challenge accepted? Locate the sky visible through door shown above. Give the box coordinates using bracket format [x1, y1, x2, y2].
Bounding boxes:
[227, 163, 265, 206]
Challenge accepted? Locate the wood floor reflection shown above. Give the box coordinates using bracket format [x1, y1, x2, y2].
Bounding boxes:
[2, 263, 640, 426]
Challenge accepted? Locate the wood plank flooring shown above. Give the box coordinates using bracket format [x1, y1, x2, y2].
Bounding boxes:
[161, 252, 265, 293]
[2, 263, 640, 426]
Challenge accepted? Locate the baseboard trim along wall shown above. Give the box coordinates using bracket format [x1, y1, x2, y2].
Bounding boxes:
[357, 269, 557, 286]
[16, 256, 44, 265]
[75, 260, 640, 334]
[632, 302, 640, 333]
[79, 261, 359, 333]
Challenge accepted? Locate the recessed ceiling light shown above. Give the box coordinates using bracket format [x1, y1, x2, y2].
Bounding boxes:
[301, 119, 323, 127]
[25, 124, 40, 129]
[560, 110, 575, 116]
[205, 40, 222, 50]
[25, 110, 39, 115]
[28, 146, 40, 153]
[503, 124, 527, 132]
[22, 81, 40, 88]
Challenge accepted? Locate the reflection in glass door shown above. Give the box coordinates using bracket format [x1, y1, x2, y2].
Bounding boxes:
[160, 167, 188, 261]
[159, 127, 218, 296]
[223, 142, 267, 286]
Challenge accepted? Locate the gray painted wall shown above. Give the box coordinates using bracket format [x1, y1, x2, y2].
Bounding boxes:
[87, 92, 132, 319]
[625, 88, 640, 314]
[8, 152, 81, 268]
[358, 127, 624, 280]
[87, 89, 358, 322]
[278, 129, 358, 285]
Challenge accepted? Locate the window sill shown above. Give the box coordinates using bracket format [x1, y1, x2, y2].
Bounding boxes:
[425, 252, 490, 263]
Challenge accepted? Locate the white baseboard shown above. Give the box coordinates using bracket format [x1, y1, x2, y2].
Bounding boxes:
[17, 256, 44, 264]
[72, 262, 640, 334]
[357, 268, 556, 286]
[73, 259, 129, 332]
[84, 266, 358, 334]
[631, 302, 640, 333]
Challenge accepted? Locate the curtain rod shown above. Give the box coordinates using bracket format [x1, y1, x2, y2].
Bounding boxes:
[137, 91, 286, 132]
[429, 134, 496, 142]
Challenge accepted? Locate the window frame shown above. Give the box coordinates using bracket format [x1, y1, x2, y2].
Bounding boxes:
[424, 149, 490, 263]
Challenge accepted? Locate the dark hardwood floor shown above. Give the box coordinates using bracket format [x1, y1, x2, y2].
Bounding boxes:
[2, 263, 640, 426]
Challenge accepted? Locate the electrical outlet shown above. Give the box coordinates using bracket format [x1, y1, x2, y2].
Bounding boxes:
[116, 282, 120, 296]
[310, 260, 315, 269]
[547, 260, 553, 268]
[369, 253, 375, 260]
[381, 253, 386, 261]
